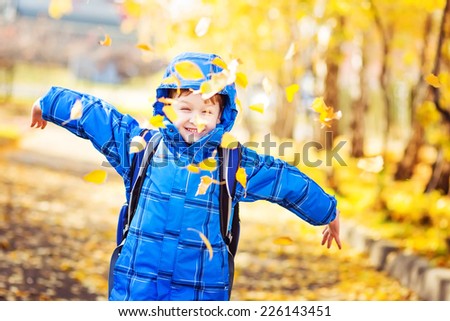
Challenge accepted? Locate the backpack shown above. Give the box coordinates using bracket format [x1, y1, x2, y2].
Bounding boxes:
[108, 130, 242, 299]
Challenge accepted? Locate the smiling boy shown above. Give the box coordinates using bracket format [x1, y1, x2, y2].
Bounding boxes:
[30, 52, 341, 301]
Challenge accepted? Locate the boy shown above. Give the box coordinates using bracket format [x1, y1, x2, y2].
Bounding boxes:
[30, 52, 341, 301]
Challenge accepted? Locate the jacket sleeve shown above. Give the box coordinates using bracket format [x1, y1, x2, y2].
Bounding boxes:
[235, 145, 337, 226]
[40, 86, 142, 178]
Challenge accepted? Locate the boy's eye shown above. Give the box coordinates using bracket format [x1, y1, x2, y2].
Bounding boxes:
[180, 107, 191, 111]
[203, 110, 213, 115]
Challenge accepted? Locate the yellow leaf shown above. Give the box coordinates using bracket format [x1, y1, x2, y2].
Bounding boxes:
[199, 73, 228, 99]
[195, 17, 211, 37]
[195, 175, 214, 196]
[235, 72, 248, 88]
[236, 167, 247, 188]
[70, 99, 83, 120]
[174, 61, 205, 80]
[162, 105, 178, 123]
[136, 43, 153, 51]
[249, 103, 265, 114]
[99, 34, 112, 47]
[425, 73, 441, 88]
[285, 84, 300, 102]
[149, 115, 166, 128]
[273, 236, 294, 246]
[186, 164, 200, 173]
[221, 132, 239, 149]
[187, 228, 213, 261]
[48, 0, 73, 20]
[212, 57, 228, 69]
[262, 77, 272, 95]
[284, 42, 296, 60]
[194, 115, 207, 133]
[311, 97, 327, 113]
[83, 169, 108, 184]
[129, 135, 147, 154]
[161, 74, 181, 89]
[198, 158, 217, 171]
[123, 0, 142, 18]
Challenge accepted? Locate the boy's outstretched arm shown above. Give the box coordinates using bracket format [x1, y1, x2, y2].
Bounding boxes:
[321, 210, 342, 249]
[30, 98, 47, 129]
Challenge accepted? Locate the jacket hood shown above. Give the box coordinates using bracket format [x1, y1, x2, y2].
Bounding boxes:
[153, 52, 238, 133]
[152, 52, 239, 163]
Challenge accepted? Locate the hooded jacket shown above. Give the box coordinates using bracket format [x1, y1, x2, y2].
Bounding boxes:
[40, 52, 337, 301]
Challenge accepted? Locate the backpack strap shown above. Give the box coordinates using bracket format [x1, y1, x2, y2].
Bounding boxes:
[123, 131, 162, 240]
[218, 144, 241, 247]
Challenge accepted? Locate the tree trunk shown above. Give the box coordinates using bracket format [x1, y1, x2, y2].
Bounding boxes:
[394, 14, 432, 180]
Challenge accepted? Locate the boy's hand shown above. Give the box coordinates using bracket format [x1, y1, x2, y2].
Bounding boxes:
[30, 98, 47, 129]
[321, 209, 342, 249]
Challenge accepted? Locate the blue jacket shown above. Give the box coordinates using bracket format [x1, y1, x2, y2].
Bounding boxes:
[40, 52, 337, 301]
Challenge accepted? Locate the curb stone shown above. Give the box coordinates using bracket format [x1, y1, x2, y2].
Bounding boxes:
[342, 221, 450, 301]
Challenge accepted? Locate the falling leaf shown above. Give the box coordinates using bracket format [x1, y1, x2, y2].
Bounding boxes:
[262, 77, 273, 95]
[186, 164, 200, 173]
[425, 73, 441, 88]
[129, 135, 147, 154]
[198, 158, 217, 171]
[161, 74, 181, 92]
[195, 17, 211, 37]
[48, 0, 73, 19]
[357, 155, 384, 173]
[285, 84, 300, 102]
[249, 103, 265, 114]
[149, 115, 166, 128]
[273, 236, 294, 246]
[198, 73, 228, 100]
[284, 42, 296, 60]
[62, 100, 83, 125]
[83, 169, 108, 184]
[136, 43, 153, 51]
[98, 34, 112, 46]
[221, 132, 239, 149]
[122, 0, 142, 18]
[236, 167, 247, 188]
[187, 228, 213, 260]
[193, 115, 207, 133]
[311, 97, 342, 128]
[196, 175, 213, 196]
[212, 57, 228, 69]
[174, 61, 205, 80]
[235, 72, 248, 88]
[162, 105, 178, 123]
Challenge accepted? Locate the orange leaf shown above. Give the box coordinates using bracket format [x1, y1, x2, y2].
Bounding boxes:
[99, 34, 112, 46]
[187, 228, 213, 260]
[425, 73, 441, 88]
[136, 43, 153, 51]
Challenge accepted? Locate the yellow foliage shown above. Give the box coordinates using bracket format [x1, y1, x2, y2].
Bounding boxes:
[83, 170, 108, 185]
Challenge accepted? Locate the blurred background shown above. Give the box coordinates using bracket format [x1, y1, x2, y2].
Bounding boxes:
[0, 0, 449, 301]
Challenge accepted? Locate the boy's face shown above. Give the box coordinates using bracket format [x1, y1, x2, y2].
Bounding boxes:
[171, 93, 221, 143]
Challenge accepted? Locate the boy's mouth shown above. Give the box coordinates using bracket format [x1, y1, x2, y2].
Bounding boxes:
[185, 128, 199, 134]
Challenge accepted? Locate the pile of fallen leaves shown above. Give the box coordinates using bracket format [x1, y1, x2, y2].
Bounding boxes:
[0, 157, 417, 300]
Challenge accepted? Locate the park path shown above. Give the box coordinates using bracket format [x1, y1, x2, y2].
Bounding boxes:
[0, 112, 417, 300]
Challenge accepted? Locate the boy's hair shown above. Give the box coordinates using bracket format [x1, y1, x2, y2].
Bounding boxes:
[167, 89, 225, 113]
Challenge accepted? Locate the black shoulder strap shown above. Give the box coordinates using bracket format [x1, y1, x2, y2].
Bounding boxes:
[218, 144, 241, 246]
[123, 131, 162, 240]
